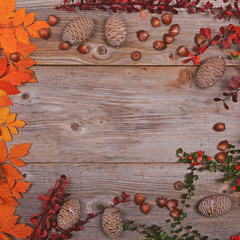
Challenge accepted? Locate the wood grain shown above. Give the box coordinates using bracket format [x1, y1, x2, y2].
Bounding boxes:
[14, 0, 240, 66]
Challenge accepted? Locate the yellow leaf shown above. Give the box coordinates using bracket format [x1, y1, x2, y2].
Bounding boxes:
[24, 12, 35, 27]
[0, 107, 9, 124]
[12, 8, 25, 26]
[26, 20, 49, 38]
[6, 113, 16, 125]
[0, 0, 16, 25]
[0, 28, 17, 54]
[0, 140, 7, 163]
[11, 120, 25, 128]
[8, 126, 17, 135]
[0, 127, 12, 142]
[15, 28, 29, 44]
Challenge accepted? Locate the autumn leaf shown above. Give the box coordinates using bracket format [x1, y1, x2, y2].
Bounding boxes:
[14, 57, 35, 70]
[0, 28, 18, 54]
[0, 0, 16, 25]
[0, 139, 7, 163]
[0, 58, 7, 77]
[0, 81, 20, 95]
[0, 70, 32, 86]
[24, 12, 35, 27]
[15, 28, 30, 44]
[8, 143, 31, 166]
[1, 164, 23, 182]
[0, 92, 13, 108]
[0, 179, 18, 206]
[12, 8, 25, 26]
[26, 20, 50, 38]
[10, 180, 30, 198]
[17, 42, 36, 56]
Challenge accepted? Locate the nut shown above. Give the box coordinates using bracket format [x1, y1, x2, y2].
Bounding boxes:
[164, 34, 174, 44]
[131, 51, 141, 61]
[214, 122, 225, 132]
[157, 197, 167, 208]
[77, 44, 90, 54]
[135, 193, 145, 205]
[154, 41, 167, 51]
[151, 17, 161, 27]
[195, 34, 206, 45]
[39, 28, 50, 39]
[218, 140, 229, 152]
[169, 24, 180, 36]
[167, 199, 178, 210]
[10, 52, 19, 62]
[137, 30, 149, 42]
[174, 181, 184, 191]
[162, 13, 172, 25]
[215, 152, 226, 163]
[177, 46, 189, 57]
[60, 42, 70, 50]
[48, 15, 58, 26]
[170, 209, 180, 218]
[141, 203, 151, 214]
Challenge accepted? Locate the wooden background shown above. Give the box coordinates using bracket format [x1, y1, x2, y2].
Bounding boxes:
[11, 0, 240, 239]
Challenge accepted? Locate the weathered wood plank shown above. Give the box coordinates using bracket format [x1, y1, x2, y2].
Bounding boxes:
[9, 65, 240, 163]
[14, 0, 240, 66]
[16, 163, 238, 239]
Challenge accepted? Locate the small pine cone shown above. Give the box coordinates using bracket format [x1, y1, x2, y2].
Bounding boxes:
[105, 15, 127, 48]
[57, 199, 81, 230]
[62, 17, 94, 45]
[102, 207, 123, 239]
[196, 57, 226, 88]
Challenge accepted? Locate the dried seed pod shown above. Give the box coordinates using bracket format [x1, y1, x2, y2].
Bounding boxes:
[105, 15, 127, 48]
[102, 207, 123, 239]
[196, 57, 226, 88]
[48, 15, 58, 26]
[62, 17, 94, 45]
[57, 199, 81, 230]
[77, 44, 90, 54]
[170, 209, 180, 218]
[39, 28, 50, 39]
[198, 195, 232, 217]
[60, 42, 70, 50]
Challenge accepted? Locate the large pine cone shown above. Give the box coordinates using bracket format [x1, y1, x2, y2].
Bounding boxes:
[102, 207, 123, 239]
[196, 57, 226, 88]
[62, 17, 94, 45]
[198, 195, 232, 217]
[57, 199, 81, 230]
[105, 15, 127, 48]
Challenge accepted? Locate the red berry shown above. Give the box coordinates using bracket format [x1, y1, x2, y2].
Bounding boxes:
[198, 151, 203, 155]
[232, 186, 237, 191]
[197, 156, 203, 163]
[238, 178, 240, 182]
[188, 156, 193, 160]
[208, 156, 212, 161]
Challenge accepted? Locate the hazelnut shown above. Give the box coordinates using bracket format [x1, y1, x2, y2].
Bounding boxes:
[177, 46, 189, 57]
[154, 41, 167, 51]
[151, 17, 161, 28]
[131, 51, 141, 61]
[215, 152, 226, 163]
[10, 52, 19, 62]
[218, 140, 229, 152]
[135, 193, 145, 205]
[195, 34, 206, 45]
[48, 15, 58, 26]
[77, 44, 90, 54]
[214, 122, 225, 132]
[162, 13, 172, 25]
[164, 34, 174, 44]
[39, 28, 50, 39]
[167, 199, 178, 210]
[157, 197, 167, 208]
[60, 41, 70, 50]
[141, 202, 151, 214]
[137, 30, 149, 42]
[170, 209, 180, 218]
[169, 24, 180, 36]
[174, 181, 184, 191]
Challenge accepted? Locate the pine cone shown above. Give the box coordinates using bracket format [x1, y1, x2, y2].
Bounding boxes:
[105, 15, 127, 48]
[62, 17, 94, 45]
[198, 195, 232, 217]
[196, 57, 226, 88]
[102, 207, 123, 239]
[57, 199, 81, 230]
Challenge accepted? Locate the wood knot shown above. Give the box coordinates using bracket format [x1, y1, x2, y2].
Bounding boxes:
[97, 46, 107, 55]
[21, 92, 30, 101]
[71, 122, 81, 132]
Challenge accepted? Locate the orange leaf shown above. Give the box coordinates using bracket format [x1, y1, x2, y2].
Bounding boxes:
[1, 71, 32, 86]
[9, 158, 26, 167]
[12, 8, 25, 26]
[0, 0, 16, 25]
[0, 140, 7, 163]
[15, 28, 29, 44]
[9, 143, 31, 158]
[0, 81, 20, 95]
[0, 126, 12, 142]
[24, 12, 35, 27]
[0, 164, 23, 181]
[0, 232, 11, 240]
[0, 94, 13, 108]
[26, 20, 49, 38]
[14, 57, 35, 70]
[0, 179, 18, 206]
[0, 107, 9, 124]
[0, 28, 18, 54]
[17, 42, 36, 56]
[10, 180, 30, 198]
[10, 119, 25, 128]
[0, 58, 7, 77]
[6, 223, 33, 239]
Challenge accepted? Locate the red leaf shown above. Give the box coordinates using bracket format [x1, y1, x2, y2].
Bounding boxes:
[231, 76, 240, 82]
[232, 92, 238, 102]
[205, 28, 212, 39]
[200, 44, 208, 54]
[224, 40, 230, 48]
[30, 214, 40, 223]
[0, 58, 7, 77]
[39, 194, 46, 201]
[0, 81, 20, 95]
[183, 58, 193, 64]
[223, 102, 229, 110]
[228, 24, 236, 31]
[219, 27, 226, 35]
[214, 98, 222, 102]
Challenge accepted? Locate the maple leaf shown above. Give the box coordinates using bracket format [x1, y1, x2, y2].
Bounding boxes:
[0, 205, 33, 239]
[0, 0, 16, 25]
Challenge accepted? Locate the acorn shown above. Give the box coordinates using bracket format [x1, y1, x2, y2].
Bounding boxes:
[195, 34, 206, 45]
[48, 15, 58, 26]
[39, 28, 50, 39]
[218, 140, 229, 152]
[167, 199, 178, 210]
[214, 122, 225, 132]
[137, 30, 149, 42]
[170, 209, 180, 218]
[151, 17, 161, 27]
[174, 181, 184, 191]
[215, 152, 226, 163]
[131, 51, 141, 61]
[157, 197, 167, 208]
[141, 203, 151, 214]
[177, 46, 189, 57]
[162, 13, 172, 25]
[135, 193, 145, 205]
[154, 41, 167, 50]
[169, 24, 180, 36]
[77, 44, 90, 54]
[10, 52, 19, 62]
[164, 34, 174, 44]
[60, 41, 70, 50]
